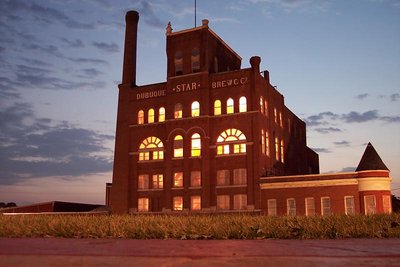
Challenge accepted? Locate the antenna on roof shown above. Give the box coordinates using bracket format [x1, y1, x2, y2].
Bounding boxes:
[195, 0, 197, 27]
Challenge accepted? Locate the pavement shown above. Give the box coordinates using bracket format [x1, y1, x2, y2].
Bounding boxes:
[1, 238, 400, 266]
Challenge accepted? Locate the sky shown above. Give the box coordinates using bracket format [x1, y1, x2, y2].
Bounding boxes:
[0, 0, 399, 205]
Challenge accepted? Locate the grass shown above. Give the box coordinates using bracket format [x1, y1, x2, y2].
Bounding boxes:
[1, 213, 400, 239]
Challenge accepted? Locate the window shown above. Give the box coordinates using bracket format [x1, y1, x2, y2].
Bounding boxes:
[191, 48, 200, 72]
[264, 100, 268, 116]
[261, 130, 265, 155]
[279, 112, 283, 128]
[214, 100, 221, 115]
[287, 198, 296, 216]
[174, 103, 182, 119]
[138, 174, 149, 189]
[217, 170, 230, 186]
[226, 98, 234, 114]
[234, 194, 247, 210]
[280, 140, 284, 163]
[173, 172, 183, 188]
[216, 129, 247, 155]
[344, 196, 355, 215]
[152, 174, 163, 189]
[268, 199, 277, 216]
[175, 51, 183, 75]
[266, 131, 270, 157]
[173, 196, 183, 211]
[214, 57, 218, 73]
[305, 197, 315, 216]
[190, 171, 201, 187]
[260, 96, 264, 114]
[364, 195, 376, 215]
[138, 137, 164, 161]
[274, 108, 278, 123]
[191, 196, 201, 211]
[275, 137, 280, 161]
[138, 110, 144, 124]
[159, 107, 165, 122]
[383, 195, 391, 214]
[191, 101, 200, 117]
[173, 135, 183, 158]
[191, 133, 201, 157]
[148, 108, 155, 123]
[217, 195, 230, 210]
[321, 197, 331, 216]
[239, 96, 247, 112]
[138, 198, 149, 212]
[233, 168, 247, 185]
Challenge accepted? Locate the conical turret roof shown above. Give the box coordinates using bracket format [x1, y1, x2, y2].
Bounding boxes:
[356, 142, 389, 171]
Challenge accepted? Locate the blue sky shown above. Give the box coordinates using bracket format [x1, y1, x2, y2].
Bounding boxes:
[0, 0, 399, 205]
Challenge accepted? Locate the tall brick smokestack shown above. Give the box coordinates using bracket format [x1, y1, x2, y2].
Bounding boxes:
[122, 11, 139, 86]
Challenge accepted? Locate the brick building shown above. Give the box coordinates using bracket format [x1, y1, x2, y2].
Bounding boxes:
[107, 11, 392, 215]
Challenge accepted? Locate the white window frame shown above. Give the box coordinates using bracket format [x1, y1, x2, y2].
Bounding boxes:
[268, 199, 277, 216]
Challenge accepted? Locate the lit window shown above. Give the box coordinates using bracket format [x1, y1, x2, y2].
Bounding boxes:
[173, 196, 183, 211]
[217, 170, 230, 186]
[138, 137, 164, 161]
[279, 112, 283, 128]
[305, 197, 315, 216]
[191, 101, 200, 117]
[173, 172, 183, 187]
[239, 96, 247, 112]
[175, 51, 183, 75]
[159, 107, 165, 122]
[217, 195, 230, 210]
[383, 195, 391, 214]
[148, 108, 154, 123]
[280, 140, 284, 163]
[216, 128, 247, 155]
[268, 199, 277, 216]
[226, 98, 234, 114]
[214, 100, 221, 115]
[275, 137, 280, 161]
[261, 130, 265, 155]
[138, 198, 149, 212]
[233, 168, 247, 185]
[344, 196, 355, 215]
[191, 48, 200, 72]
[138, 110, 144, 124]
[234, 194, 247, 210]
[191, 133, 201, 157]
[260, 96, 264, 114]
[152, 174, 163, 189]
[190, 171, 201, 187]
[173, 135, 183, 158]
[174, 103, 182, 119]
[266, 131, 270, 157]
[264, 100, 268, 116]
[274, 108, 278, 124]
[138, 174, 149, 189]
[287, 198, 296, 216]
[191, 196, 201, 210]
[364, 195, 376, 215]
[321, 197, 331, 216]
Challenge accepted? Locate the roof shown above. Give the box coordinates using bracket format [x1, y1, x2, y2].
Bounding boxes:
[356, 142, 389, 171]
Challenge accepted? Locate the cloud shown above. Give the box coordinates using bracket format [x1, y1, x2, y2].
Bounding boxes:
[339, 167, 356, 172]
[67, 57, 109, 65]
[80, 68, 102, 77]
[305, 111, 338, 126]
[245, 0, 331, 13]
[92, 41, 119, 53]
[334, 140, 350, 147]
[356, 93, 369, 100]
[61, 38, 85, 48]
[380, 115, 400, 123]
[391, 93, 400, 102]
[22, 43, 63, 58]
[311, 147, 331, 153]
[314, 127, 342, 134]
[132, 0, 164, 29]
[341, 110, 379, 123]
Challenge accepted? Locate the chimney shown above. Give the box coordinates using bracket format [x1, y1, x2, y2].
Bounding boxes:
[250, 56, 261, 73]
[122, 11, 139, 86]
[263, 70, 270, 84]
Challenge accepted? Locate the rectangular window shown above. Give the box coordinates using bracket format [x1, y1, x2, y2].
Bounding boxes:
[139, 152, 149, 161]
[268, 199, 277, 216]
[152, 150, 163, 160]
[287, 198, 296, 216]
[173, 172, 183, 188]
[138, 174, 149, 189]
[191, 196, 201, 211]
[364, 195, 376, 215]
[233, 168, 247, 185]
[275, 138, 280, 161]
[138, 198, 149, 212]
[234, 194, 247, 210]
[261, 130, 265, 155]
[173, 196, 183, 211]
[266, 132, 270, 157]
[344, 196, 355, 215]
[152, 174, 163, 189]
[279, 112, 283, 128]
[274, 108, 278, 124]
[224, 144, 230, 154]
[217, 195, 230, 210]
[305, 197, 315, 216]
[383, 195, 391, 214]
[190, 171, 201, 187]
[321, 197, 331, 216]
[217, 170, 230, 186]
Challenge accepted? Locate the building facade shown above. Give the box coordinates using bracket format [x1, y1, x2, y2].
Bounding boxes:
[107, 11, 392, 215]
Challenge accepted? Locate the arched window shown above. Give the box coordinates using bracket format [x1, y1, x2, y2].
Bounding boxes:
[148, 108, 154, 123]
[159, 107, 165, 122]
[226, 98, 234, 114]
[260, 96, 264, 114]
[173, 135, 183, 158]
[280, 140, 284, 163]
[239, 96, 247, 112]
[261, 129, 265, 155]
[174, 103, 182, 119]
[138, 110, 144, 124]
[264, 99, 268, 116]
[266, 131, 270, 157]
[274, 108, 278, 124]
[275, 137, 279, 161]
[279, 112, 283, 128]
[191, 133, 201, 157]
[191, 101, 200, 117]
[216, 129, 246, 155]
[175, 51, 183, 75]
[214, 100, 221, 115]
[139, 136, 164, 161]
[191, 48, 200, 72]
